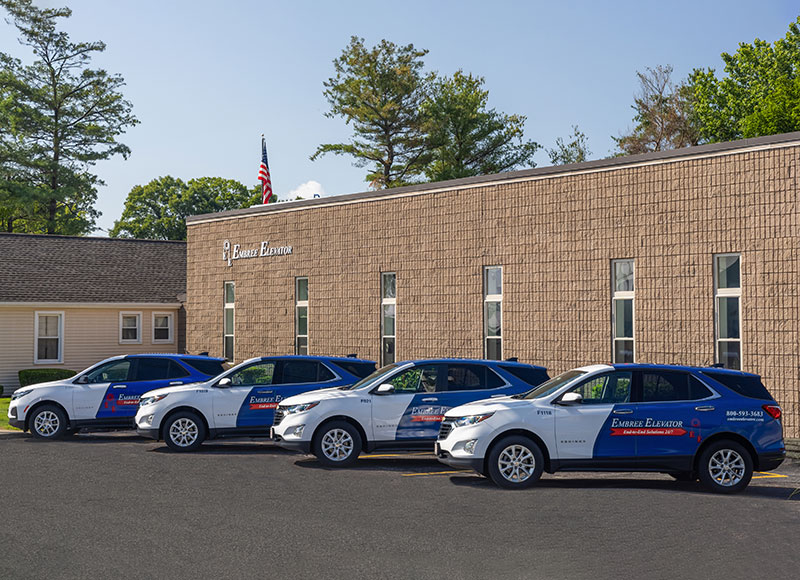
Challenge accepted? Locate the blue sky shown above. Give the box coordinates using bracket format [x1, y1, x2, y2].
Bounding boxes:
[1, 1, 797, 233]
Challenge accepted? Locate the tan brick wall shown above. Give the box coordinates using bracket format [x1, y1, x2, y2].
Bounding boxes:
[187, 145, 800, 438]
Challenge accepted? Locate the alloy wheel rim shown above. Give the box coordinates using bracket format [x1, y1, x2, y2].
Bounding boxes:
[708, 449, 746, 487]
[34, 410, 59, 437]
[321, 428, 354, 461]
[169, 418, 198, 447]
[498, 444, 535, 482]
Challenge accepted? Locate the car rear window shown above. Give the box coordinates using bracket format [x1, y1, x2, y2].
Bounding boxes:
[701, 371, 773, 400]
[334, 361, 377, 379]
[498, 365, 549, 386]
[180, 358, 226, 377]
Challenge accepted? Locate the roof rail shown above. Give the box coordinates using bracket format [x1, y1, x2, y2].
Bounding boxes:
[346, 353, 358, 358]
[710, 363, 725, 368]
[505, 357, 519, 362]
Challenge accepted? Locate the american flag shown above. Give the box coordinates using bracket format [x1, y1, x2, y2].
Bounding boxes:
[258, 135, 273, 204]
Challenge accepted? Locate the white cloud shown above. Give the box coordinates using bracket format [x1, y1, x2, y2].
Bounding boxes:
[286, 180, 326, 200]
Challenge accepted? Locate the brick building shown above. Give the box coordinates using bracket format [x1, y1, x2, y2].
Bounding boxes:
[185, 133, 800, 438]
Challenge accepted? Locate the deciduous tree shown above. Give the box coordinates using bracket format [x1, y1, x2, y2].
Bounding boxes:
[548, 125, 591, 165]
[109, 176, 263, 240]
[686, 17, 800, 142]
[614, 65, 698, 155]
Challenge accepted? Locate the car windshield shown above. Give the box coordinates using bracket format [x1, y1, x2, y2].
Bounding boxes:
[339, 363, 400, 390]
[516, 370, 586, 400]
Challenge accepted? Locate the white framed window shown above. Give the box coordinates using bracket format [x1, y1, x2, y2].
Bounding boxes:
[612, 259, 635, 363]
[119, 312, 142, 344]
[34, 311, 63, 364]
[714, 253, 742, 370]
[152, 312, 174, 344]
[483, 266, 502, 360]
[381, 272, 396, 366]
[223, 281, 235, 361]
[295, 277, 308, 355]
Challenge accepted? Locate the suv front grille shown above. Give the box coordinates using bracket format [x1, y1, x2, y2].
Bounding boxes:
[273, 409, 285, 426]
[438, 419, 453, 440]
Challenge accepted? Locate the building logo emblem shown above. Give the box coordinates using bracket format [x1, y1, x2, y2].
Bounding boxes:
[222, 239, 292, 267]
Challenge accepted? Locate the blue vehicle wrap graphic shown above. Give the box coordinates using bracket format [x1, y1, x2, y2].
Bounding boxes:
[96, 386, 143, 419]
[395, 385, 527, 440]
[236, 384, 310, 428]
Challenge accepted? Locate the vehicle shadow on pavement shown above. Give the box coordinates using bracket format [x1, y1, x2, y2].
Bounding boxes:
[293, 455, 446, 473]
[447, 475, 800, 500]
[149, 441, 293, 455]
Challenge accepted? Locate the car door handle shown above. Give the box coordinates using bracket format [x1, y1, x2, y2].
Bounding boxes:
[257, 390, 273, 394]
[695, 405, 715, 411]
[169, 381, 184, 386]
[112, 385, 127, 389]
[613, 409, 633, 414]
[421, 397, 438, 402]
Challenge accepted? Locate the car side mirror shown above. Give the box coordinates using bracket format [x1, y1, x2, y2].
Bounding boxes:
[558, 392, 583, 405]
[75, 375, 89, 384]
[216, 377, 232, 388]
[375, 383, 395, 395]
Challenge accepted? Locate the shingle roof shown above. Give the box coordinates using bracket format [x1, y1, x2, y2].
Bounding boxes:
[0, 234, 186, 304]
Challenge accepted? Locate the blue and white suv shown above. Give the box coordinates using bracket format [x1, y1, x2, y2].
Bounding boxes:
[436, 364, 785, 493]
[135, 355, 376, 451]
[272, 359, 549, 467]
[7, 354, 227, 439]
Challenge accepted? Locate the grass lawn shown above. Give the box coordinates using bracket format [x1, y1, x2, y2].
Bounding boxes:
[0, 397, 21, 430]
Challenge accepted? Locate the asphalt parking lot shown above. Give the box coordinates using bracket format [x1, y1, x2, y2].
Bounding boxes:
[1, 433, 799, 580]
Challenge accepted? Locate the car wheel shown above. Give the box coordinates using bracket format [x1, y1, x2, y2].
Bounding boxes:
[487, 435, 544, 489]
[163, 411, 206, 452]
[313, 420, 362, 468]
[29, 405, 69, 439]
[698, 440, 753, 494]
[669, 471, 696, 482]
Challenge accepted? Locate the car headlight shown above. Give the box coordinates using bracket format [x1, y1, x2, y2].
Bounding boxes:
[452, 413, 494, 428]
[282, 402, 319, 415]
[139, 394, 168, 407]
[11, 389, 33, 401]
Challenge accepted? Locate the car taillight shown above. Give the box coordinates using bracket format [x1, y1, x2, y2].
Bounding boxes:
[762, 404, 782, 420]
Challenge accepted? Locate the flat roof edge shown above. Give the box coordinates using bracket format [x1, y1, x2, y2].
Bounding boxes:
[187, 131, 800, 226]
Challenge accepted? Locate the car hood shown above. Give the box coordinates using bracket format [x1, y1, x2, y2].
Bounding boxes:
[444, 396, 533, 417]
[16, 379, 73, 393]
[141, 381, 209, 398]
[279, 386, 356, 406]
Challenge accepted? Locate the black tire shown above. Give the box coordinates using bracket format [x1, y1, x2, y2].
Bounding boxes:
[698, 440, 753, 494]
[486, 435, 544, 489]
[29, 404, 69, 439]
[669, 471, 696, 482]
[312, 420, 362, 468]
[163, 411, 206, 452]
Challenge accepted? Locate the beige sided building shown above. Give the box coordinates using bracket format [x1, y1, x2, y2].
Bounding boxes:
[185, 133, 800, 438]
[0, 234, 187, 392]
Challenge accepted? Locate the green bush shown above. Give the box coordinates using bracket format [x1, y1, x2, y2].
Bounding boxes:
[18, 368, 77, 387]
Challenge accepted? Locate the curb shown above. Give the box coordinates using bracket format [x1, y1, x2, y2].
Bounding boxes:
[0, 429, 25, 439]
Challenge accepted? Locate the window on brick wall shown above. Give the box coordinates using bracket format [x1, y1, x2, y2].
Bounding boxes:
[714, 253, 741, 370]
[296, 277, 308, 355]
[484, 266, 502, 360]
[381, 272, 396, 366]
[223, 281, 235, 361]
[612, 259, 634, 363]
